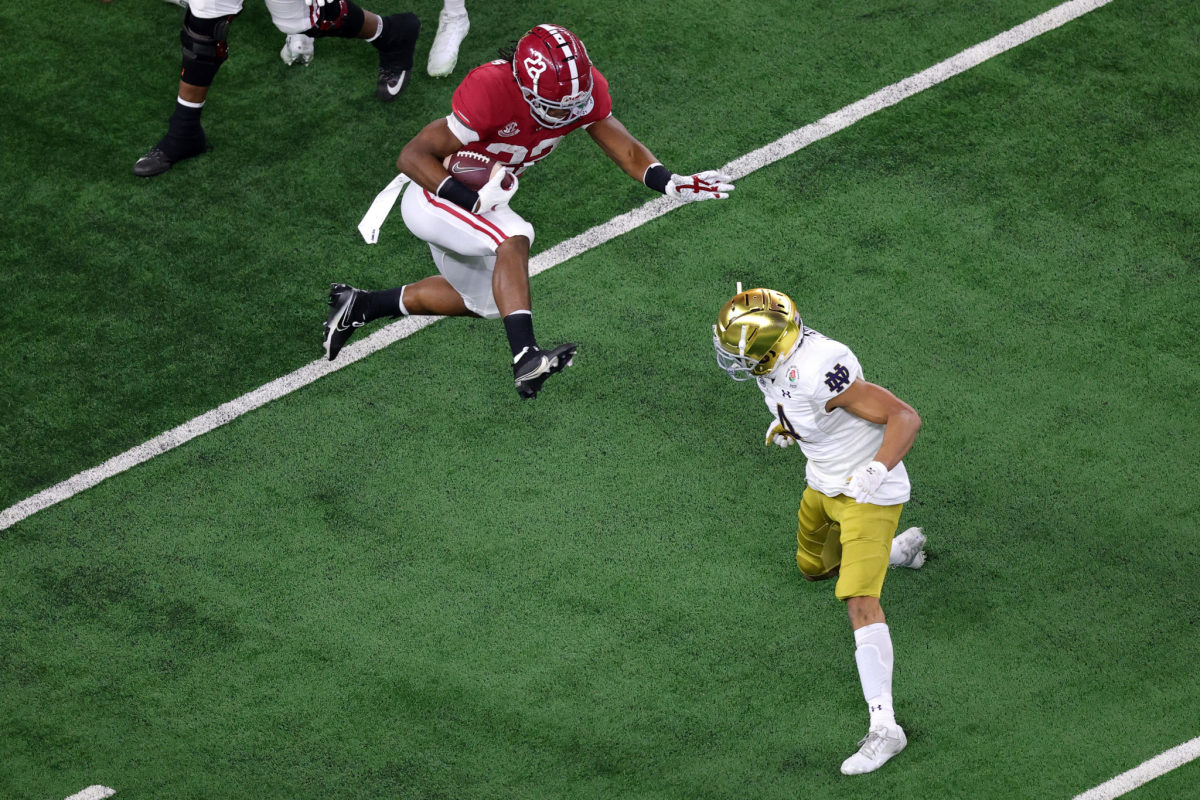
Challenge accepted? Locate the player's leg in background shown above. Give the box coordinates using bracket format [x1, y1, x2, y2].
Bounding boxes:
[262, 0, 319, 66]
[133, 0, 241, 177]
[296, 0, 420, 102]
[427, 0, 468, 78]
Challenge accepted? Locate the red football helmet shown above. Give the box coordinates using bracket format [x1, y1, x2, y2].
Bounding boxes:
[511, 24, 595, 129]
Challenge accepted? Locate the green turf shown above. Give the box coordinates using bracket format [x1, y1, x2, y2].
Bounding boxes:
[3, 0, 1199, 798]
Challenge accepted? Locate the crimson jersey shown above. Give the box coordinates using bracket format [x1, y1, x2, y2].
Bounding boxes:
[446, 60, 613, 176]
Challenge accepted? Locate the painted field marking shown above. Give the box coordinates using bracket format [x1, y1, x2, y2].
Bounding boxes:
[64, 787, 115, 800]
[1073, 735, 1200, 799]
[1, 0, 1111, 533]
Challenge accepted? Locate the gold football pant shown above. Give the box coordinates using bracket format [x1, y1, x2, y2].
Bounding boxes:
[795, 488, 904, 600]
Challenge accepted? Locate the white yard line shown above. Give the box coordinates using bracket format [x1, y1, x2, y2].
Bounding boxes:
[2, 0, 1111, 534]
[64, 787, 115, 800]
[1073, 735, 1200, 799]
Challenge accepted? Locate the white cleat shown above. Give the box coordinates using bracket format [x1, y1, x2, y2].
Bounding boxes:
[889, 526, 926, 569]
[426, 10, 469, 77]
[281, 34, 315, 66]
[840, 724, 907, 775]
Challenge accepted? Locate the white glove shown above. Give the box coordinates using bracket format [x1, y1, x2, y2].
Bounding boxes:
[666, 170, 734, 203]
[765, 420, 795, 448]
[473, 168, 519, 214]
[845, 460, 888, 503]
[305, 0, 336, 7]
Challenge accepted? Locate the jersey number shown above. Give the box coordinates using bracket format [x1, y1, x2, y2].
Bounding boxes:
[775, 404, 803, 442]
[485, 137, 564, 172]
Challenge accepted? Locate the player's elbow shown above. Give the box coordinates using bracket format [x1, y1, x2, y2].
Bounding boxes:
[902, 405, 922, 436]
[397, 141, 419, 174]
[888, 401, 921, 435]
[397, 137, 436, 175]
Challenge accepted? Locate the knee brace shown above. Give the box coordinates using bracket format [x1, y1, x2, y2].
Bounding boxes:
[306, 0, 366, 39]
[179, 10, 233, 87]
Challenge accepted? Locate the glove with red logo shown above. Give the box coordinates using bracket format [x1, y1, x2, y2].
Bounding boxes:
[666, 170, 735, 203]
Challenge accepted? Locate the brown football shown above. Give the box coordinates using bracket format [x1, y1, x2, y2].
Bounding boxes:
[442, 151, 515, 192]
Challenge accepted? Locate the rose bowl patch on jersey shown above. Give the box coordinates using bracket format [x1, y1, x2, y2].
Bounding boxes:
[442, 151, 514, 192]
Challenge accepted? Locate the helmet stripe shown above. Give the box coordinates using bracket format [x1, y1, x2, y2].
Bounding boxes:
[543, 24, 580, 90]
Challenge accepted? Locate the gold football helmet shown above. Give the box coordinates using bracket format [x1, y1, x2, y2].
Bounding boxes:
[713, 287, 804, 380]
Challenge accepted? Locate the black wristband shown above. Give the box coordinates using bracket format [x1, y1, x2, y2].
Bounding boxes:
[643, 163, 671, 194]
[436, 176, 480, 212]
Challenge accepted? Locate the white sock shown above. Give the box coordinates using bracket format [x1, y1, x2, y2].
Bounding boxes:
[396, 284, 409, 316]
[854, 622, 897, 729]
[365, 16, 383, 43]
[442, 0, 467, 14]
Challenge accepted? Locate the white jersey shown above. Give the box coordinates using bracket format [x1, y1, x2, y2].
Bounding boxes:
[757, 328, 911, 505]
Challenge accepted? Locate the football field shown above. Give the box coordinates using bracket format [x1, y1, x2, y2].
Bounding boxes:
[3, 1, 1199, 798]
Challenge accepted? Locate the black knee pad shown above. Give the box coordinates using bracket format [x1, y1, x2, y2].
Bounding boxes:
[307, 0, 366, 39]
[180, 9, 233, 87]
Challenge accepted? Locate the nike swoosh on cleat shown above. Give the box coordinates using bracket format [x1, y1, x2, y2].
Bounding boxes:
[384, 72, 408, 96]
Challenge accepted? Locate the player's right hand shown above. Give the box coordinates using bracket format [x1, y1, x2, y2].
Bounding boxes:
[474, 168, 519, 214]
[765, 420, 795, 448]
[305, 0, 335, 7]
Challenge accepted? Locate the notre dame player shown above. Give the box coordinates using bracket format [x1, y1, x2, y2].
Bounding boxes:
[713, 287, 927, 775]
[134, 0, 420, 177]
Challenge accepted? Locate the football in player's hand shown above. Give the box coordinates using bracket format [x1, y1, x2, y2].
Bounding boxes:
[443, 151, 515, 193]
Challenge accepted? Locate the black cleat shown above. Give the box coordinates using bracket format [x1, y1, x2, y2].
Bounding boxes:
[132, 133, 208, 177]
[323, 283, 367, 361]
[513, 343, 577, 400]
[376, 12, 420, 102]
[376, 65, 411, 102]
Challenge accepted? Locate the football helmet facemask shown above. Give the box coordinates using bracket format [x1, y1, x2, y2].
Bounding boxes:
[512, 24, 595, 129]
[713, 288, 804, 380]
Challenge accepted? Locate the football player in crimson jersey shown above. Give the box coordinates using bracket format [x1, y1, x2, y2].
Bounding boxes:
[713, 287, 927, 775]
[134, 0, 420, 177]
[323, 23, 735, 399]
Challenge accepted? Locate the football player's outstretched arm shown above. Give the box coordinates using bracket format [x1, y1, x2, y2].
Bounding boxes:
[588, 116, 734, 202]
[397, 118, 468, 193]
[827, 380, 922, 470]
[586, 116, 658, 180]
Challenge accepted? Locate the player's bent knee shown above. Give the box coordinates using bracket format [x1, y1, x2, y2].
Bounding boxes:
[498, 229, 534, 252]
[180, 10, 233, 87]
[306, 0, 366, 39]
[797, 551, 837, 580]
